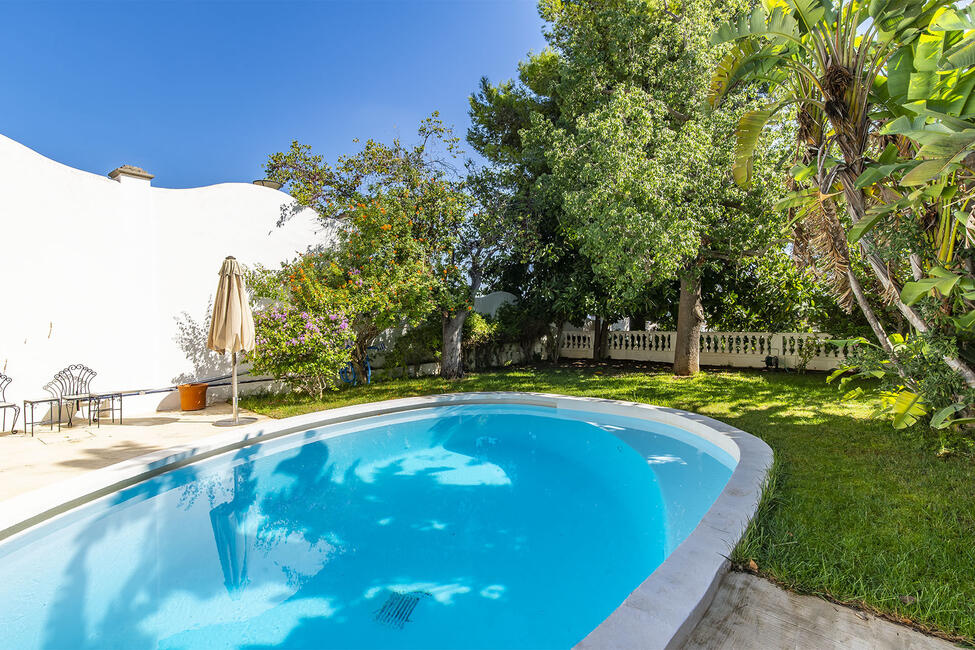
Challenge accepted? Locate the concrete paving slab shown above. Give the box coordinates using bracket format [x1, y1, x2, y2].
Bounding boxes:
[683, 571, 958, 650]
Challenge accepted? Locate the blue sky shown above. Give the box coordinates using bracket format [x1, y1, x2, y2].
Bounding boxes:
[0, 1, 546, 188]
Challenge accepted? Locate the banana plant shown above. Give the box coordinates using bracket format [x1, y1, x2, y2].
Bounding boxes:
[710, 0, 975, 392]
[851, 128, 975, 337]
[711, 0, 942, 187]
[827, 335, 924, 429]
[828, 333, 973, 436]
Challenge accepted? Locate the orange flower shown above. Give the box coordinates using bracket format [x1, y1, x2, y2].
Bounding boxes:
[381, 224, 392, 231]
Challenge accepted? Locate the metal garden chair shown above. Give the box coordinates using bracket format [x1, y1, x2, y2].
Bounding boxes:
[0, 373, 20, 433]
[52, 364, 96, 427]
[51, 364, 122, 428]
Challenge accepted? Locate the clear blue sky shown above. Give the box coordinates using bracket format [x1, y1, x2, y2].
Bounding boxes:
[0, 1, 546, 188]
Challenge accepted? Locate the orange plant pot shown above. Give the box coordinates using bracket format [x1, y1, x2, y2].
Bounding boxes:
[177, 383, 208, 411]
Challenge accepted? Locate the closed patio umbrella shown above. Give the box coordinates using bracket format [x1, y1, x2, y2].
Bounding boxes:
[207, 255, 257, 426]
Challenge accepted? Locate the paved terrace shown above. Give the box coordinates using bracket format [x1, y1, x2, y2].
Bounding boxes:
[0, 405, 957, 649]
[0, 403, 270, 500]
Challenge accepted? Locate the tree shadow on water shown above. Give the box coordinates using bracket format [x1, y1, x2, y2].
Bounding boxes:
[40, 462, 205, 649]
[240, 452, 503, 648]
[27, 411, 637, 650]
[38, 449, 264, 650]
[25, 425, 511, 649]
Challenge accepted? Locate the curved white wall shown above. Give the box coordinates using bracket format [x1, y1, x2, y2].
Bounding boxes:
[0, 133, 323, 416]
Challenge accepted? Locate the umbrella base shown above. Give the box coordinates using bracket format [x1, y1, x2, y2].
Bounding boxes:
[213, 416, 258, 427]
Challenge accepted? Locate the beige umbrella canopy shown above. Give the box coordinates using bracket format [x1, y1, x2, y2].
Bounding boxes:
[208, 256, 257, 426]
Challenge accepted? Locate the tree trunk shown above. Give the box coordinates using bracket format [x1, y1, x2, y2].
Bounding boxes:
[592, 316, 608, 361]
[440, 269, 481, 381]
[809, 174, 895, 357]
[350, 332, 372, 385]
[846, 268, 893, 354]
[549, 322, 564, 363]
[441, 311, 468, 380]
[673, 274, 704, 376]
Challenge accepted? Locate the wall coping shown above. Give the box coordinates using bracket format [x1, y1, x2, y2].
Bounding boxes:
[108, 164, 154, 181]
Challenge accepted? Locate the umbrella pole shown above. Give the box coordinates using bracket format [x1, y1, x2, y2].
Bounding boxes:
[215, 350, 255, 427]
[232, 351, 239, 424]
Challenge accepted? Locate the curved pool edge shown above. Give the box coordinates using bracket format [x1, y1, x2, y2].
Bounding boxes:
[0, 392, 772, 649]
[574, 405, 772, 650]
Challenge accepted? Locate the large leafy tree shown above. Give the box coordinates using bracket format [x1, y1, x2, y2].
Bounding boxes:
[266, 115, 516, 379]
[468, 52, 635, 359]
[469, 39, 845, 350]
[518, 0, 784, 375]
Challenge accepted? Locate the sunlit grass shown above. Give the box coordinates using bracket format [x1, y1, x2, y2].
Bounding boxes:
[243, 363, 975, 643]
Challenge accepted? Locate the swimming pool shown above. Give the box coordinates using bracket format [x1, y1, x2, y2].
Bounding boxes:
[0, 393, 771, 649]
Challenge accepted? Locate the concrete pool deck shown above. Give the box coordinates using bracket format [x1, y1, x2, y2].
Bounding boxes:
[0, 403, 270, 501]
[0, 399, 959, 649]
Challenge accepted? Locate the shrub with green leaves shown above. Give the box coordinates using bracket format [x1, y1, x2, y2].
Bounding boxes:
[830, 331, 975, 454]
[250, 307, 354, 398]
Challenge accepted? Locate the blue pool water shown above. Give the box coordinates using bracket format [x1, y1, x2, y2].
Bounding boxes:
[0, 403, 735, 649]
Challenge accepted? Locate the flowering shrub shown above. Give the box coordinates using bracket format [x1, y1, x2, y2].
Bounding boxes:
[249, 308, 354, 398]
[276, 196, 438, 377]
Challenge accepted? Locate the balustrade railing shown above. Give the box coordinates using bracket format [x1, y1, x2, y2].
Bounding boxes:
[561, 330, 848, 370]
[560, 332, 595, 358]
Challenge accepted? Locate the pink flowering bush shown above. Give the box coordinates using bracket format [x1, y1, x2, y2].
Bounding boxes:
[250, 308, 354, 397]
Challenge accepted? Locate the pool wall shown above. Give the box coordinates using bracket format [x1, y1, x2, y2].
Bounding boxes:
[0, 392, 772, 649]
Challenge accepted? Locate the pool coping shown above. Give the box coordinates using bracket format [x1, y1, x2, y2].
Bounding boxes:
[0, 391, 772, 649]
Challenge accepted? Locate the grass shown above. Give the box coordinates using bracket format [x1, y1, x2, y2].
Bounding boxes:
[242, 362, 975, 644]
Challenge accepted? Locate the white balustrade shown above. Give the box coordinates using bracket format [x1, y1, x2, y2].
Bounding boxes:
[563, 330, 849, 370]
[560, 332, 595, 358]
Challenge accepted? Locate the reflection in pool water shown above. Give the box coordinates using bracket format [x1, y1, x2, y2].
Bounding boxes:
[0, 404, 735, 649]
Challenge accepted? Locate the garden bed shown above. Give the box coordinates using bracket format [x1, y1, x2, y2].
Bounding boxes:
[242, 364, 975, 645]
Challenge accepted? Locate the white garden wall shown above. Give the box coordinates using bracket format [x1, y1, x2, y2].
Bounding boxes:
[0, 133, 324, 418]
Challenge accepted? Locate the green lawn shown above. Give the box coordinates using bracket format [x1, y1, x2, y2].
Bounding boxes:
[242, 364, 975, 644]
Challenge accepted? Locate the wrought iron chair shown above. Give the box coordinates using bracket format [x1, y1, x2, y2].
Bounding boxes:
[51, 364, 122, 428]
[52, 364, 97, 427]
[0, 373, 20, 433]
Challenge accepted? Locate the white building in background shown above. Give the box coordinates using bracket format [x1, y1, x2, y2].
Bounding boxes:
[0, 133, 323, 416]
[473, 291, 517, 318]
